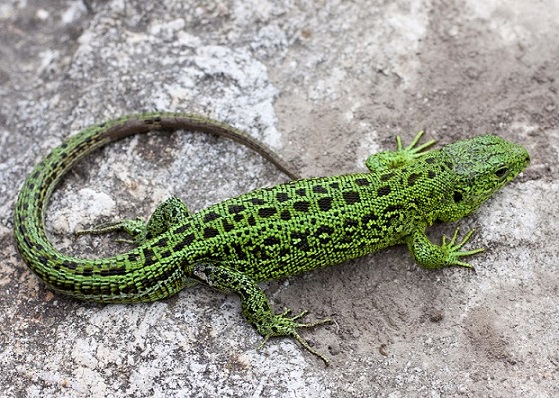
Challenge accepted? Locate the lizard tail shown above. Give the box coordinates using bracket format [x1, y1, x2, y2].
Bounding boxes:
[14, 112, 297, 302]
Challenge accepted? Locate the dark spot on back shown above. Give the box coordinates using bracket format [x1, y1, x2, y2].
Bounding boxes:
[312, 185, 328, 194]
[250, 198, 265, 205]
[228, 204, 246, 214]
[173, 233, 195, 251]
[362, 213, 378, 225]
[386, 213, 401, 224]
[343, 191, 360, 205]
[380, 172, 394, 182]
[141, 248, 156, 266]
[280, 210, 291, 220]
[276, 192, 289, 202]
[317, 197, 333, 212]
[263, 237, 281, 246]
[294, 201, 310, 212]
[407, 173, 422, 187]
[222, 220, 235, 232]
[203, 227, 219, 239]
[174, 223, 190, 234]
[258, 207, 277, 218]
[377, 185, 391, 197]
[203, 211, 220, 223]
[295, 188, 306, 196]
[355, 178, 370, 186]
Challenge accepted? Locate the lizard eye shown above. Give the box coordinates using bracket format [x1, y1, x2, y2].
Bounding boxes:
[453, 191, 463, 203]
[495, 167, 508, 178]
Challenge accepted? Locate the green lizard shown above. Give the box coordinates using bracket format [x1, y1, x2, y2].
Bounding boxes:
[14, 112, 530, 364]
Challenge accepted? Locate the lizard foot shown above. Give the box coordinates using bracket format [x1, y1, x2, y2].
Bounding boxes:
[76, 217, 147, 244]
[441, 228, 484, 268]
[257, 309, 333, 366]
[396, 130, 437, 158]
[366, 131, 437, 171]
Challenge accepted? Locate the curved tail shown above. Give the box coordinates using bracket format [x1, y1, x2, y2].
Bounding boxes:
[14, 112, 297, 302]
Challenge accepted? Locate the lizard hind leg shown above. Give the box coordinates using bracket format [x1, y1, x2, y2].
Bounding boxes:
[190, 261, 333, 365]
[77, 196, 190, 246]
[256, 308, 333, 365]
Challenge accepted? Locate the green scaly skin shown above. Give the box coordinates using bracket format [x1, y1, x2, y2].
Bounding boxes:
[14, 112, 530, 364]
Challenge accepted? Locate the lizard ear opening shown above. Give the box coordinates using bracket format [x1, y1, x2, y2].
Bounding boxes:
[453, 191, 463, 203]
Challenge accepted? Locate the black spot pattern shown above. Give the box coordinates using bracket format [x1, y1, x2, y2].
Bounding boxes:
[355, 178, 370, 186]
[377, 186, 391, 196]
[407, 172, 422, 187]
[343, 191, 360, 205]
[380, 172, 394, 182]
[317, 197, 333, 212]
[312, 185, 328, 194]
[258, 207, 277, 218]
[222, 220, 235, 232]
[173, 233, 195, 251]
[228, 204, 246, 214]
[293, 201, 310, 212]
[280, 210, 292, 220]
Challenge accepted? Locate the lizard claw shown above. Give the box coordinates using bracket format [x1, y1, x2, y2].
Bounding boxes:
[257, 308, 333, 366]
[441, 228, 484, 268]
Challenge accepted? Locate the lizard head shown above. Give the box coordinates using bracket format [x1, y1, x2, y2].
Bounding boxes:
[436, 134, 530, 222]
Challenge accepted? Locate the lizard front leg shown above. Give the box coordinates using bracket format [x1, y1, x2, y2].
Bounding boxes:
[366, 131, 436, 172]
[190, 261, 333, 365]
[405, 227, 484, 269]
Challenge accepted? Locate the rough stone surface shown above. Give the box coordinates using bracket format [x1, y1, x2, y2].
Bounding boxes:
[1, 0, 557, 396]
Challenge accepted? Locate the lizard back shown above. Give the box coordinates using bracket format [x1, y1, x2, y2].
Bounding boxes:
[174, 159, 454, 281]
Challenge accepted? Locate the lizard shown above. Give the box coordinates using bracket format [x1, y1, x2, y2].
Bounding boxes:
[13, 112, 530, 364]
